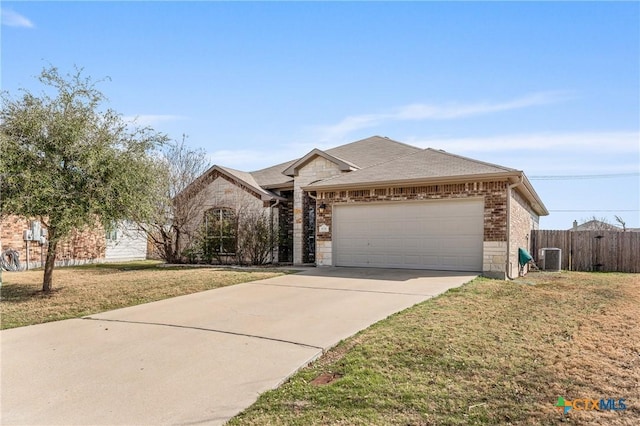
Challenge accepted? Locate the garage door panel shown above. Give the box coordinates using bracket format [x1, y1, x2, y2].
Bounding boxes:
[334, 200, 483, 271]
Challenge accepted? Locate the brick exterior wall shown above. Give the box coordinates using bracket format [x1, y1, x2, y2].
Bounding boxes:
[317, 181, 509, 241]
[313, 180, 539, 278]
[179, 158, 542, 275]
[0, 215, 105, 269]
[508, 189, 540, 277]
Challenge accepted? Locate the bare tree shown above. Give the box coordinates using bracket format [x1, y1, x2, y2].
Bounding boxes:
[614, 215, 627, 232]
[236, 207, 277, 265]
[132, 135, 210, 263]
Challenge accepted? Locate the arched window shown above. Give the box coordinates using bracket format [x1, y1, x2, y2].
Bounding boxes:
[204, 208, 237, 255]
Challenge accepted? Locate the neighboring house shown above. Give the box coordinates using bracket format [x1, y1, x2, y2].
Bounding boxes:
[570, 220, 625, 232]
[105, 221, 148, 262]
[0, 215, 147, 269]
[181, 136, 548, 279]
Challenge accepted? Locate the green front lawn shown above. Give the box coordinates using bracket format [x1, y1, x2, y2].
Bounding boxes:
[0, 261, 286, 329]
[230, 272, 639, 425]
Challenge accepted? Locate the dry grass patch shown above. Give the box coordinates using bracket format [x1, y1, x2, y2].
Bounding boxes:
[230, 271, 639, 425]
[0, 261, 286, 329]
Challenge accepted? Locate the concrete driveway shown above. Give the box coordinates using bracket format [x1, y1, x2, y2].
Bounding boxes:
[1, 267, 475, 425]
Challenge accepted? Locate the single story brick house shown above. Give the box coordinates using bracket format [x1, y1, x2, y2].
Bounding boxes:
[182, 136, 548, 279]
[0, 216, 147, 269]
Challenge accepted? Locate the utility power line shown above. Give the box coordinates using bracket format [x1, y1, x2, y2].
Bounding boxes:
[529, 172, 639, 180]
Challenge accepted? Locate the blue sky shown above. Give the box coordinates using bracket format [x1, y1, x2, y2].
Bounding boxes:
[2, 2, 639, 230]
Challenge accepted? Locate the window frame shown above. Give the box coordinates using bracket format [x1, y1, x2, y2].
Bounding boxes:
[204, 207, 237, 255]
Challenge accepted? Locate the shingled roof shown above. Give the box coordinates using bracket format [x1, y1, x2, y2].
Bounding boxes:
[306, 148, 517, 188]
[185, 135, 546, 215]
[250, 159, 296, 189]
[304, 147, 548, 216]
[250, 136, 420, 189]
[324, 136, 422, 168]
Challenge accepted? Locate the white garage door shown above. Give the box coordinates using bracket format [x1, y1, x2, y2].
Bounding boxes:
[333, 199, 483, 271]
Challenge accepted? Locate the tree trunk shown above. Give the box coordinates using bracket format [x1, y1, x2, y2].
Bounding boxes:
[173, 228, 182, 263]
[42, 232, 58, 293]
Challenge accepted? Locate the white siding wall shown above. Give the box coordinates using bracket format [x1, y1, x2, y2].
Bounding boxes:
[105, 222, 147, 262]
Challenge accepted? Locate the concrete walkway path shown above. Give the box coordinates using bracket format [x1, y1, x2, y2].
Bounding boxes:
[1, 268, 475, 425]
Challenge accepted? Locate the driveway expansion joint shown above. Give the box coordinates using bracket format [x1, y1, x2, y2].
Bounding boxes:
[253, 282, 434, 297]
[82, 316, 324, 351]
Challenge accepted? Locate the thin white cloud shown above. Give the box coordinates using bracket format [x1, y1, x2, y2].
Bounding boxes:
[1, 9, 34, 28]
[316, 91, 573, 141]
[123, 114, 185, 126]
[410, 131, 639, 154]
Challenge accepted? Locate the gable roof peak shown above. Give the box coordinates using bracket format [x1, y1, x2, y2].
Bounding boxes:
[282, 148, 359, 177]
[180, 164, 283, 202]
[249, 135, 421, 187]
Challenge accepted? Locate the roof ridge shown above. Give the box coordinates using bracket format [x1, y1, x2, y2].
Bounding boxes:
[325, 135, 421, 153]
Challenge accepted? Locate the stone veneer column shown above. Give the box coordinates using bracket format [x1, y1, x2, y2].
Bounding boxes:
[292, 157, 343, 265]
[482, 241, 507, 279]
[292, 181, 304, 264]
[315, 240, 333, 266]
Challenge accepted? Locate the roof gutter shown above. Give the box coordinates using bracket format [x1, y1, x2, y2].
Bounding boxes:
[261, 182, 295, 191]
[519, 175, 549, 216]
[260, 193, 288, 202]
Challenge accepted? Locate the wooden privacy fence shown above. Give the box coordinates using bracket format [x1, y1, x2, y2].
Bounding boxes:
[530, 230, 640, 273]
